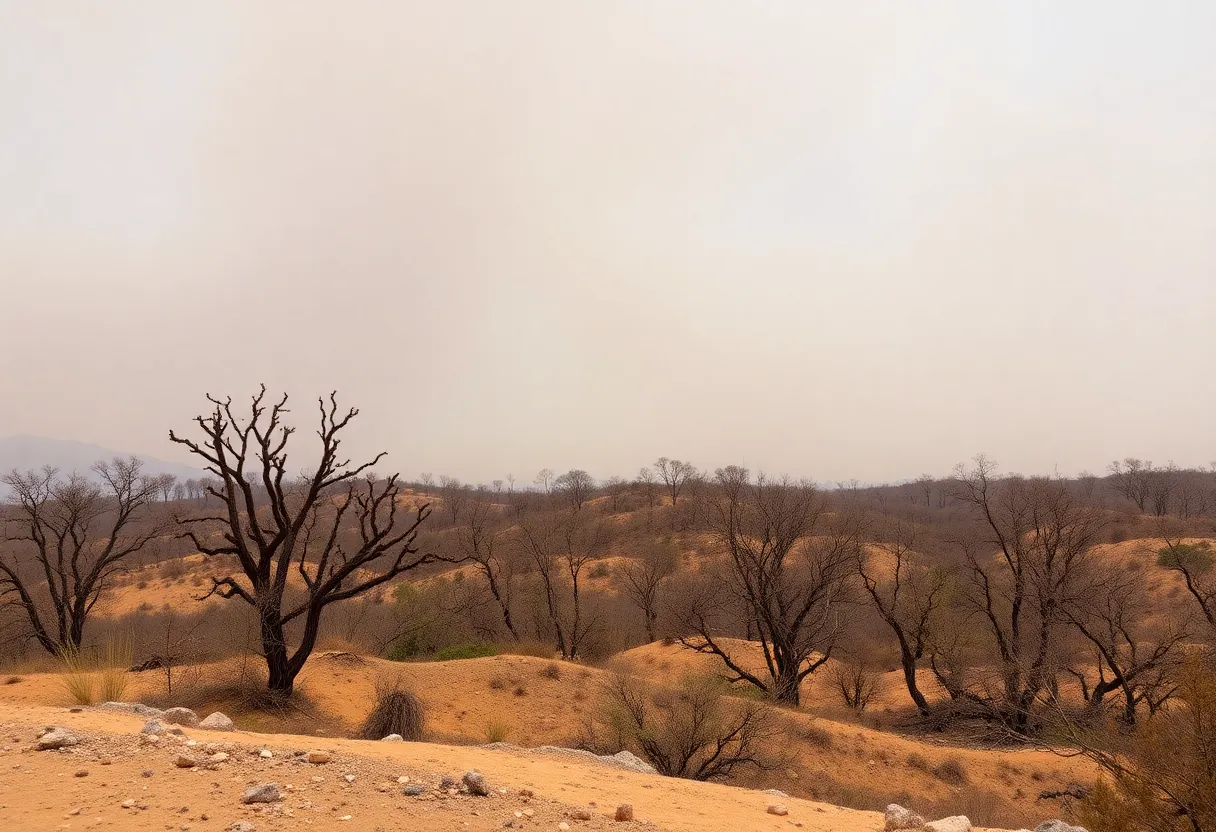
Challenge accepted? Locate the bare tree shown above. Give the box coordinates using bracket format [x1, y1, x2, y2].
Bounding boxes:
[857, 521, 951, 715]
[828, 656, 880, 713]
[514, 508, 602, 659]
[674, 469, 861, 705]
[1107, 458, 1152, 512]
[534, 468, 555, 495]
[635, 467, 659, 509]
[554, 469, 596, 511]
[915, 474, 934, 507]
[1157, 537, 1216, 632]
[156, 474, 177, 503]
[457, 492, 520, 641]
[619, 538, 677, 642]
[1062, 561, 1190, 724]
[0, 458, 164, 654]
[654, 458, 697, 506]
[949, 456, 1107, 732]
[437, 476, 469, 525]
[169, 388, 442, 695]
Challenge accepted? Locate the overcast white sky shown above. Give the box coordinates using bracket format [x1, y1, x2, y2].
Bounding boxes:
[1, 2, 1214, 485]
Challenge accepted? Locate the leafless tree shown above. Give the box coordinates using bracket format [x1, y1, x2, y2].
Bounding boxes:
[156, 474, 177, 503]
[437, 476, 469, 525]
[534, 468, 555, 495]
[915, 474, 934, 507]
[0, 458, 164, 653]
[457, 492, 520, 641]
[1157, 535, 1216, 633]
[418, 472, 434, 488]
[1108, 458, 1152, 512]
[1062, 561, 1190, 724]
[857, 520, 951, 715]
[949, 456, 1107, 732]
[554, 469, 596, 511]
[172, 482, 186, 502]
[514, 509, 603, 659]
[828, 656, 880, 713]
[619, 538, 677, 642]
[654, 457, 698, 506]
[674, 469, 862, 705]
[635, 467, 659, 508]
[601, 476, 629, 513]
[169, 388, 443, 695]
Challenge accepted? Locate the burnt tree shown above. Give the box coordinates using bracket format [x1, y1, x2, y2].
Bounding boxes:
[169, 388, 439, 695]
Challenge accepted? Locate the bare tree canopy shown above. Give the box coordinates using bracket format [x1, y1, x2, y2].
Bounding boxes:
[0, 457, 164, 653]
[674, 469, 862, 705]
[654, 458, 698, 506]
[168, 387, 441, 695]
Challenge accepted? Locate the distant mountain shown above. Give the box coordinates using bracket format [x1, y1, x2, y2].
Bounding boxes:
[0, 435, 205, 481]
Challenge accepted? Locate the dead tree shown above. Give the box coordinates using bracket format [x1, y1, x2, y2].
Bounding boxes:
[1063, 560, 1189, 724]
[619, 538, 677, 642]
[675, 469, 861, 705]
[654, 458, 698, 506]
[169, 388, 440, 695]
[457, 491, 520, 641]
[950, 456, 1106, 732]
[513, 508, 602, 659]
[857, 521, 951, 715]
[0, 458, 164, 654]
[554, 469, 596, 511]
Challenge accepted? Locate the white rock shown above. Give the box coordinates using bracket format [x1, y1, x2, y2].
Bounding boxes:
[344, 774, 355, 783]
[381, 734, 404, 742]
[925, 817, 972, 832]
[37, 728, 79, 750]
[1035, 823, 1087, 832]
[885, 803, 927, 831]
[198, 712, 234, 731]
[766, 804, 789, 817]
[259, 749, 273, 759]
[162, 707, 200, 727]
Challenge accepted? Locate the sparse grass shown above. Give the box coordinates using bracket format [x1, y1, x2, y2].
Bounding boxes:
[907, 752, 930, 771]
[513, 685, 528, 697]
[56, 645, 96, 705]
[4, 675, 22, 685]
[541, 662, 562, 680]
[804, 722, 833, 749]
[488, 675, 507, 691]
[358, 676, 425, 741]
[483, 719, 510, 743]
[932, 757, 969, 786]
[98, 638, 133, 702]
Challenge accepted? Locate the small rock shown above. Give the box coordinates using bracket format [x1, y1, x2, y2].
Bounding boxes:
[69, 707, 83, 713]
[571, 807, 593, 820]
[520, 789, 534, 798]
[925, 817, 972, 832]
[241, 784, 282, 805]
[209, 752, 230, 763]
[381, 734, 404, 742]
[615, 804, 633, 822]
[306, 750, 330, 764]
[122, 799, 136, 809]
[344, 774, 355, 783]
[199, 712, 234, 731]
[74, 769, 88, 778]
[463, 770, 490, 796]
[559, 825, 571, 832]
[140, 734, 161, 745]
[767, 805, 790, 817]
[226, 823, 256, 832]
[440, 775, 457, 790]
[162, 707, 201, 727]
[397, 776, 410, 784]
[885, 804, 927, 831]
[403, 784, 426, 796]
[141, 769, 154, 778]
[37, 728, 79, 750]
[259, 749, 273, 759]
[141, 719, 167, 735]
[176, 755, 198, 769]
[1035, 823, 1087, 832]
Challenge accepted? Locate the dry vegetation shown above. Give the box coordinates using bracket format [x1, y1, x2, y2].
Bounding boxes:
[3, 391, 1216, 830]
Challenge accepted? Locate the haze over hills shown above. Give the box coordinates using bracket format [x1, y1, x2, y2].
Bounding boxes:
[0, 435, 203, 481]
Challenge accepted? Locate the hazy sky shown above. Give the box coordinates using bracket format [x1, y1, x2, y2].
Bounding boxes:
[2, 2, 1214, 485]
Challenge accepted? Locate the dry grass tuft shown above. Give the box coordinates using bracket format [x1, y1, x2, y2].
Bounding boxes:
[56, 645, 96, 705]
[358, 676, 425, 741]
[98, 638, 133, 702]
[483, 719, 510, 743]
[932, 756, 969, 786]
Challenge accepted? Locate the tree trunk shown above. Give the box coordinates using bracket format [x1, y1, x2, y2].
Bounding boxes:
[900, 650, 930, 715]
[261, 616, 296, 696]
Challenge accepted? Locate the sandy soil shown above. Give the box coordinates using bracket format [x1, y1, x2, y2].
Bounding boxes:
[0, 702, 886, 832]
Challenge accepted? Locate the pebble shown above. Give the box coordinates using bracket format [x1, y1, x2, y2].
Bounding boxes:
[259, 749, 273, 759]
[767, 805, 790, 816]
[344, 774, 355, 783]
[199, 712, 235, 731]
[463, 770, 490, 796]
[36, 728, 79, 750]
[176, 755, 198, 769]
[403, 784, 426, 796]
[571, 807, 593, 820]
[306, 750, 330, 764]
[241, 784, 282, 805]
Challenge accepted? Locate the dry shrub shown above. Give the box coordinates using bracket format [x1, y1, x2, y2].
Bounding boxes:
[599, 673, 786, 781]
[541, 662, 562, 680]
[932, 757, 969, 786]
[359, 676, 425, 741]
[828, 659, 879, 713]
[4, 676, 21, 685]
[488, 675, 507, 691]
[804, 721, 833, 749]
[1073, 658, 1216, 832]
[906, 751, 930, 771]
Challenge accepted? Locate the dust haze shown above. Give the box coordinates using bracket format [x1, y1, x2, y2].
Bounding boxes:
[2, 2, 1214, 484]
